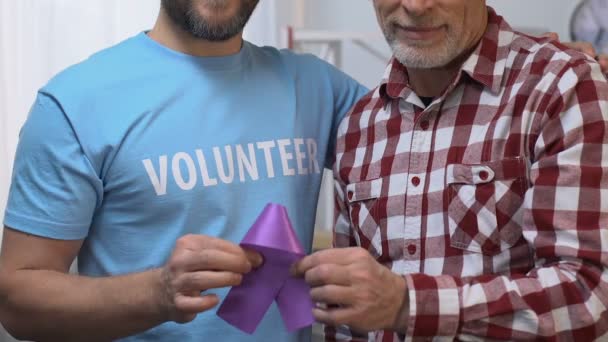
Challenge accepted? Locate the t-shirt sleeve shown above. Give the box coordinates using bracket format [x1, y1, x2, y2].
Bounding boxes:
[325, 63, 369, 168]
[3, 92, 103, 240]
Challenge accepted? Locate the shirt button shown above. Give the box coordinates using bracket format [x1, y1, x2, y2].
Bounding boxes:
[479, 171, 489, 181]
[407, 244, 417, 255]
[420, 120, 430, 130]
[411, 176, 421, 187]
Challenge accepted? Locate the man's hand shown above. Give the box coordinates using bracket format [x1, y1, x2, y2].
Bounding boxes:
[561, 41, 608, 73]
[292, 248, 408, 333]
[159, 234, 263, 324]
[597, 54, 608, 75]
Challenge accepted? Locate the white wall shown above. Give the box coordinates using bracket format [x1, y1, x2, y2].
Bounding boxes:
[488, 0, 582, 39]
[301, 0, 388, 88]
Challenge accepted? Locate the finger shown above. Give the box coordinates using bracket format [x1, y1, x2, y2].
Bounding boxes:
[541, 32, 559, 41]
[174, 293, 220, 315]
[293, 248, 370, 276]
[305, 264, 351, 287]
[243, 249, 264, 268]
[310, 285, 354, 306]
[176, 271, 243, 292]
[313, 307, 356, 327]
[598, 55, 608, 73]
[179, 234, 247, 257]
[565, 41, 596, 58]
[579, 43, 596, 57]
[178, 249, 252, 274]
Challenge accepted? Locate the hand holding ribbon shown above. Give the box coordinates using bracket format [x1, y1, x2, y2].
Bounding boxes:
[217, 204, 314, 334]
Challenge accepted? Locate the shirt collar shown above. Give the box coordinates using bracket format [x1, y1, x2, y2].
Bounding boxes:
[379, 7, 515, 100]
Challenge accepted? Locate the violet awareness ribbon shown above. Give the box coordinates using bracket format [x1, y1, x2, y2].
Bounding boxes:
[216, 203, 314, 334]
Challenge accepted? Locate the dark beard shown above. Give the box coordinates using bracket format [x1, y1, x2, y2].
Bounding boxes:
[161, 0, 259, 41]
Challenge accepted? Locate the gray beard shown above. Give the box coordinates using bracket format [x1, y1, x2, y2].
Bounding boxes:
[162, 0, 259, 42]
[385, 30, 461, 69]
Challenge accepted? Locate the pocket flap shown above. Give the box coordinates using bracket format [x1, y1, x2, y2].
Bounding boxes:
[446, 164, 495, 185]
[346, 178, 383, 203]
[446, 157, 528, 185]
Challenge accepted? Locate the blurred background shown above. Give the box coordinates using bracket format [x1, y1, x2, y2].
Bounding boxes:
[0, 0, 587, 340]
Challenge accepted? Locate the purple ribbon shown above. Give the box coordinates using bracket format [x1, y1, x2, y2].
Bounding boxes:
[217, 203, 314, 334]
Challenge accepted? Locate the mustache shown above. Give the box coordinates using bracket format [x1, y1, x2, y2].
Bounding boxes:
[387, 16, 445, 30]
[201, 0, 230, 10]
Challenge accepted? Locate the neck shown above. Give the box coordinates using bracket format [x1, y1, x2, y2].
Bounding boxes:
[407, 51, 471, 98]
[148, 9, 243, 57]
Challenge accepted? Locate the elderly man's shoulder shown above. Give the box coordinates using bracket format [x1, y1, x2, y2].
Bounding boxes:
[510, 32, 605, 82]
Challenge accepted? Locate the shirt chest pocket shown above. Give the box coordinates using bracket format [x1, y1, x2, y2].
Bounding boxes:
[346, 178, 405, 258]
[446, 157, 529, 255]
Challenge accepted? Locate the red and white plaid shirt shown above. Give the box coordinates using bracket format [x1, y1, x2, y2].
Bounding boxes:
[330, 9, 608, 342]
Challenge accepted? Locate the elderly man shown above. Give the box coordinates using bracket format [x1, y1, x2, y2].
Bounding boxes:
[295, 0, 608, 340]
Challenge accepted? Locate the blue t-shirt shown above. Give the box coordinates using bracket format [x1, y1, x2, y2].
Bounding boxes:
[3, 33, 367, 341]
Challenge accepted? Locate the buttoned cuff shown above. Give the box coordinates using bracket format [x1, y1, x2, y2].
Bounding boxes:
[403, 274, 460, 340]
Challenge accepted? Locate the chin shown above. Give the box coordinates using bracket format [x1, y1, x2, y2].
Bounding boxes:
[392, 48, 449, 69]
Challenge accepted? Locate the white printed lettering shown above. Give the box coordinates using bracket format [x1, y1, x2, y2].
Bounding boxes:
[172, 152, 197, 191]
[143, 156, 168, 196]
[277, 139, 296, 176]
[257, 141, 276, 178]
[214, 146, 235, 184]
[195, 149, 218, 187]
[236, 143, 259, 182]
[143, 138, 321, 195]
[293, 138, 308, 175]
[307, 139, 320, 174]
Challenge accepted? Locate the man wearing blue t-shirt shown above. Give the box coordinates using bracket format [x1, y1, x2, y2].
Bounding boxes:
[0, 1, 367, 341]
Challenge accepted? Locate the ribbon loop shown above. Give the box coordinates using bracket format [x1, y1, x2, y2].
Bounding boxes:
[217, 204, 314, 334]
